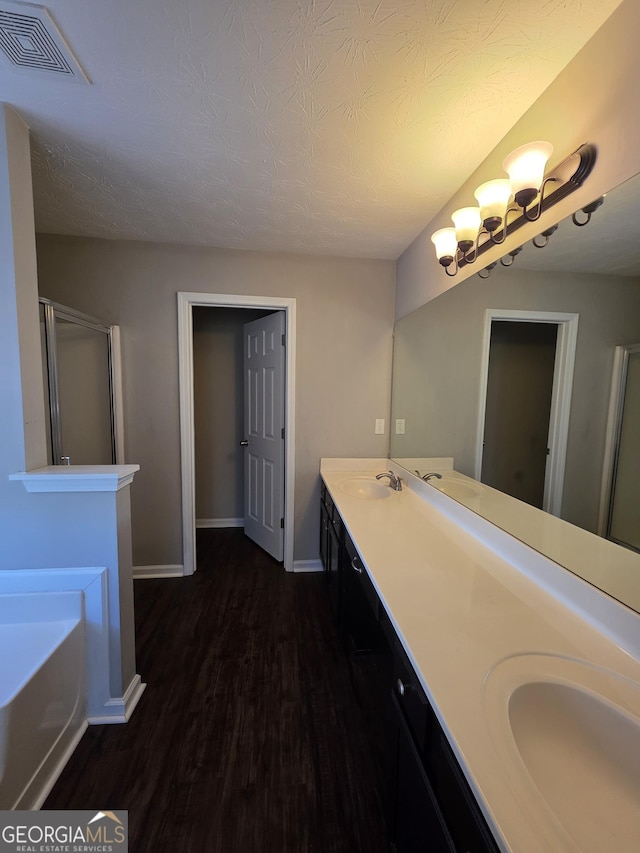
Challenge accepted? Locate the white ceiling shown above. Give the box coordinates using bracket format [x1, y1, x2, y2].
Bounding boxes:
[0, 0, 624, 259]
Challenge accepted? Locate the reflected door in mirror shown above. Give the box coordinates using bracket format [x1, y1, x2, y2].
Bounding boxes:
[480, 321, 557, 509]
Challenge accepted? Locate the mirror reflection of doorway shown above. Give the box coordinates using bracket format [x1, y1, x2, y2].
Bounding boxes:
[481, 321, 558, 508]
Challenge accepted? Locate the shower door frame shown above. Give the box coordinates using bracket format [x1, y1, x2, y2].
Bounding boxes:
[599, 342, 640, 549]
[40, 298, 125, 466]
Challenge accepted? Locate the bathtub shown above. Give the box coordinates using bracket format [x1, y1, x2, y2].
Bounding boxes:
[0, 591, 87, 809]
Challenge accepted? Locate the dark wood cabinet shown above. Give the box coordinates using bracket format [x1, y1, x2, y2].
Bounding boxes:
[388, 656, 500, 853]
[320, 484, 341, 621]
[427, 732, 500, 853]
[389, 691, 456, 853]
[342, 530, 389, 656]
[319, 483, 500, 853]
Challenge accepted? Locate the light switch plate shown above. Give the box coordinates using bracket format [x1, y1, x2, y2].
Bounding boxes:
[375, 418, 385, 435]
[395, 418, 405, 435]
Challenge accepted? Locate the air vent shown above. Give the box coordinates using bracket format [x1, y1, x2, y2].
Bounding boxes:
[0, 1, 88, 81]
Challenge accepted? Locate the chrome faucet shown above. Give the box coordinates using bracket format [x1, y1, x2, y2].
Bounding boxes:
[422, 472, 443, 483]
[375, 470, 403, 491]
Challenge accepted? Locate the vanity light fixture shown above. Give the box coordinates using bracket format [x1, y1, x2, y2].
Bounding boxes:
[451, 206, 482, 258]
[502, 141, 554, 213]
[474, 179, 512, 235]
[572, 195, 605, 226]
[432, 141, 598, 277]
[431, 227, 459, 270]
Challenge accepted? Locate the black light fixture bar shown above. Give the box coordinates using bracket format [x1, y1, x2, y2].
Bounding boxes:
[457, 142, 597, 271]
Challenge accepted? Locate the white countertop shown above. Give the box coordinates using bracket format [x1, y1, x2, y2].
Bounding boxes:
[10, 464, 140, 492]
[321, 458, 640, 853]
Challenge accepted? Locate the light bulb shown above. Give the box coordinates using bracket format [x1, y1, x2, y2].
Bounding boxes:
[503, 141, 553, 208]
[474, 179, 512, 231]
[431, 227, 458, 266]
[451, 207, 481, 253]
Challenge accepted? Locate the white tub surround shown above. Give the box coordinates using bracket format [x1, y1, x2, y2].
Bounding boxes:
[0, 567, 120, 724]
[0, 591, 87, 809]
[320, 459, 640, 853]
[9, 465, 145, 723]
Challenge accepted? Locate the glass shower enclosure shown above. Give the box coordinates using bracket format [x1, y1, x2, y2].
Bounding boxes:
[606, 343, 640, 553]
[39, 298, 123, 466]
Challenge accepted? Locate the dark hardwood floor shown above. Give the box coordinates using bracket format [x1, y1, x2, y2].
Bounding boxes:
[45, 529, 390, 853]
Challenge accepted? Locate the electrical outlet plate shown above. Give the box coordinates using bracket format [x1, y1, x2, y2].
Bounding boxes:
[395, 419, 405, 435]
[375, 418, 385, 435]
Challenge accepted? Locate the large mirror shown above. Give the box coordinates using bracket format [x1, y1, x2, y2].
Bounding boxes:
[390, 172, 640, 612]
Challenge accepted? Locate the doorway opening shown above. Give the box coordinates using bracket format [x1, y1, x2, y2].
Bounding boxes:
[475, 309, 579, 515]
[178, 293, 296, 575]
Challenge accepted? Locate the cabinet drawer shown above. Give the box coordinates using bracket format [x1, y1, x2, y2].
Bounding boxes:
[343, 534, 382, 618]
[325, 490, 335, 517]
[392, 638, 432, 755]
[342, 531, 389, 656]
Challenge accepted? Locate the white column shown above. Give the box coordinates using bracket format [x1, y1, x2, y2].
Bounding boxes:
[0, 103, 47, 475]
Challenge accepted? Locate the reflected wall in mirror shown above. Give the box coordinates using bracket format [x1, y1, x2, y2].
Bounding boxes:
[390, 172, 640, 609]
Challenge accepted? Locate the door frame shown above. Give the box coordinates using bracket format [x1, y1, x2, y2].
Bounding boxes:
[474, 309, 579, 516]
[598, 342, 640, 540]
[177, 292, 296, 575]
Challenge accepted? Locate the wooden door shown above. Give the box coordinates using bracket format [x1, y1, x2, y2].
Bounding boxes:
[242, 312, 285, 561]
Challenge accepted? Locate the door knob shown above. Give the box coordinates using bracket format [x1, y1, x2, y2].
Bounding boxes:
[239, 440, 248, 446]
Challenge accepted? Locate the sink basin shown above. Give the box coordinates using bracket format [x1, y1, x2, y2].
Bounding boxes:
[430, 477, 481, 500]
[484, 654, 640, 852]
[338, 477, 392, 500]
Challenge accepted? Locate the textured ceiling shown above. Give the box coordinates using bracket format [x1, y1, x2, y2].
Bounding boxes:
[0, 0, 624, 259]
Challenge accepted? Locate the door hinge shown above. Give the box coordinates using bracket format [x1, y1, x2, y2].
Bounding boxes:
[281, 427, 285, 439]
[281, 333, 286, 346]
[280, 517, 285, 529]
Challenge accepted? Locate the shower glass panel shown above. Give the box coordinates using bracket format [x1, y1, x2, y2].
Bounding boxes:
[607, 346, 640, 552]
[56, 317, 113, 464]
[40, 299, 118, 466]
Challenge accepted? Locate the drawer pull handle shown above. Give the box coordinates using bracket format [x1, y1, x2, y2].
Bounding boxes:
[396, 678, 405, 696]
[351, 556, 363, 574]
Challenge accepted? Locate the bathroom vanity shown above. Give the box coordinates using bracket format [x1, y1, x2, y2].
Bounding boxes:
[320, 458, 640, 853]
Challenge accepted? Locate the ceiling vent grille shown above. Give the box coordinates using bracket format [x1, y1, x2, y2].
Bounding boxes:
[0, 1, 88, 81]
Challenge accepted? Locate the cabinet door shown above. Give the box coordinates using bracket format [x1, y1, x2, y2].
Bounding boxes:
[429, 734, 500, 853]
[389, 692, 455, 853]
[327, 513, 341, 620]
[319, 501, 330, 574]
[342, 534, 388, 655]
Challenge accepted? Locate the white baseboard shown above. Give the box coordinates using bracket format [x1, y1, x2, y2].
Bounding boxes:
[292, 558, 323, 573]
[196, 518, 244, 528]
[133, 564, 184, 579]
[87, 675, 146, 725]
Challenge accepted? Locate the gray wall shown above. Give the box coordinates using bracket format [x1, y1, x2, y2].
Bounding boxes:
[390, 265, 640, 533]
[193, 306, 268, 522]
[36, 235, 396, 567]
